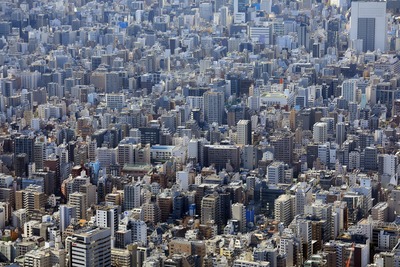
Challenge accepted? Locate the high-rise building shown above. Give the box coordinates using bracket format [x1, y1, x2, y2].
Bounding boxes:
[33, 138, 46, 170]
[234, 0, 247, 23]
[327, 19, 340, 50]
[138, 128, 160, 146]
[305, 202, 333, 242]
[363, 146, 378, 171]
[336, 122, 346, 146]
[15, 153, 29, 178]
[231, 203, 246, 233]
[69, 192, 87, 220]
[117, 144, 134, 167]
[371, 202, 388, 222]
[60, 205, 76, 232]
[203, 145, 240, 171]
[15, 185, 47, 215]
[201, 193, 222, 232]
[220, 6, 230, 27]
[66, 227, 111, 267]
[111, 248, 132, 267]
[260, 0, 272, 13]
[378, 154, 398, 176]
[350, 1, 387, 52]
[297, 23, 309, 51]
[203, 91, 224, 126]
[96, 205, 120, 238]
[341, 79, 358, 103]
[142, 202, 161, 224]
[106, 94, 125, 110]
[105, 72, 121, 93]
[14, 135, 35, 163]
[237, 120, 251, 145]
[295, 183, 312, 216]
[123, 182, 141, 211]
[127, 219, 147, 245]
[313, 122, 328, 144]
[274, 194, 295, 227]
[270, 132, 293, 165]
[267, 161, 285, 184]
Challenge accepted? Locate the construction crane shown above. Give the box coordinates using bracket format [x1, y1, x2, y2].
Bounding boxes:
[346, 243, 355, 267]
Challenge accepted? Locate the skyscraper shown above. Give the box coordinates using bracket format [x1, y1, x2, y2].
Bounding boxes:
[203, 91, 224, 126]
[350, 1, 387, 52]
[237, 120, 251, 145]
[66, 227, 111, 267]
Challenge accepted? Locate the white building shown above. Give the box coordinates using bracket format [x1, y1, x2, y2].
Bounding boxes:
[313, 122, 328, 144]
[96, 205, 120, 240]
[231, 203, 247, 233]
[237, 120, 251, 145]
[176, 171, 189, 191]
[66, 227, 111, 267]
[124, 182, 141, 211]
[341, 79, 358, 103]
[350, 1, 387, 52]
[274, 194, 295, 227]
[267, 161, 285, 184]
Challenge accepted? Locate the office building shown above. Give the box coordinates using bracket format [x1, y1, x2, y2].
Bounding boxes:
[66, 227, 111, 267]
[203, 91, 224, 126]
[106, 93, 125, 110]
[14, 135, 35, 163]
[234, 0, 247, 23]
[270, 132, 293, 165]
[350, 1, 387, 52]
[203, 145, 240, 171]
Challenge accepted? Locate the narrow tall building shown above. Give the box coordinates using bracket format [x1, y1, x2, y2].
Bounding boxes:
[274, 194, 295, 227]
[201, 193, 222, 232]
[123, 182, 141, 211]
[203, 91, 224, 126]
[237, 120, 251, 145]
[69, 192, 87, 220]
[231, 203, 247, 233]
